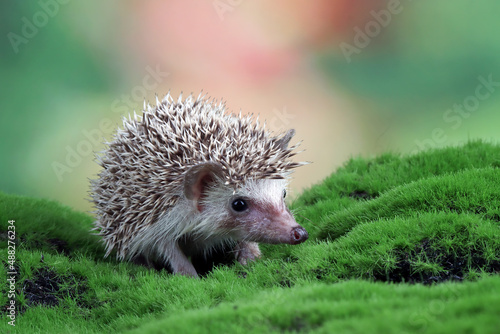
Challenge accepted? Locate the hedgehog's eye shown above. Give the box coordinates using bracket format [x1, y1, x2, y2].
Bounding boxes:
[283, 189, 287, 199]
[231, 198, 248, 212]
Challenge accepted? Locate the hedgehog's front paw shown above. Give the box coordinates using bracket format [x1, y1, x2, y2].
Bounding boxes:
[236, 241, 261, 266]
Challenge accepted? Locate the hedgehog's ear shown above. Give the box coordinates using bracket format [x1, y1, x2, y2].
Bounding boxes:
[276, 129, 295, 149]
[184, 162, 224, 211]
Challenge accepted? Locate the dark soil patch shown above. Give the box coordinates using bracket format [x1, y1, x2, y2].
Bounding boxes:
[373, 239, 500, 284]
[23, 268, 62, 308]
[346, 190, 375, 201]
[1, 267, 100, 315]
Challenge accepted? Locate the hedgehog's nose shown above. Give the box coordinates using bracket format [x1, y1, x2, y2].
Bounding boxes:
[290, 226, 308, 244]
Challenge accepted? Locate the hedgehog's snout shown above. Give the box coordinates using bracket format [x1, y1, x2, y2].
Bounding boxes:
[290, 226, 308, 245]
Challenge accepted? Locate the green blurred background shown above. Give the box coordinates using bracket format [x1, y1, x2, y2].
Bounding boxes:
[1, 0, 500, 213]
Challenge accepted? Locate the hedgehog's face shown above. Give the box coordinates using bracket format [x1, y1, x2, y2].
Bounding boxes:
[224, 178, 308, 245]
[184, 162, 308, 245]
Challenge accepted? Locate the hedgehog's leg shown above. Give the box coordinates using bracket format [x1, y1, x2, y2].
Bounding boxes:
[235, 241, 261, 266]
[166, 242, 198, 278]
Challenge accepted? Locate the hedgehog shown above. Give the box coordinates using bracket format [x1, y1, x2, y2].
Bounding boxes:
[90, 92, 308, 277]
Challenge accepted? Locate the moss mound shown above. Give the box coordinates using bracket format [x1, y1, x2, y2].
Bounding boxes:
[1, 140, 499, 333]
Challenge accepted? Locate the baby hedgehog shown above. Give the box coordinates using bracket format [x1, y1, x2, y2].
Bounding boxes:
[91, 93, 308, 277]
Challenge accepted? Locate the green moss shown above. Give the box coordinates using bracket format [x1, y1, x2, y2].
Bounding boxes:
[292, 140, 500, 231]
[317, 167, 500, 240]
[1, 140, 499, 333]
[0, 192, 105, 259]
[128, 277, 500, 334]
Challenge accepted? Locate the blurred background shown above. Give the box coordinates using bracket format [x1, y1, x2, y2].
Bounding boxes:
[1, 0, 500, 213]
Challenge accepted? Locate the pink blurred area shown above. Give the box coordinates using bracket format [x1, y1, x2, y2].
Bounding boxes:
[125, 0, 384, 86]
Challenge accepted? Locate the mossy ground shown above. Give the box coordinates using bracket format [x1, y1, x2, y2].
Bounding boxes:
[1, 140, 500, 333]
